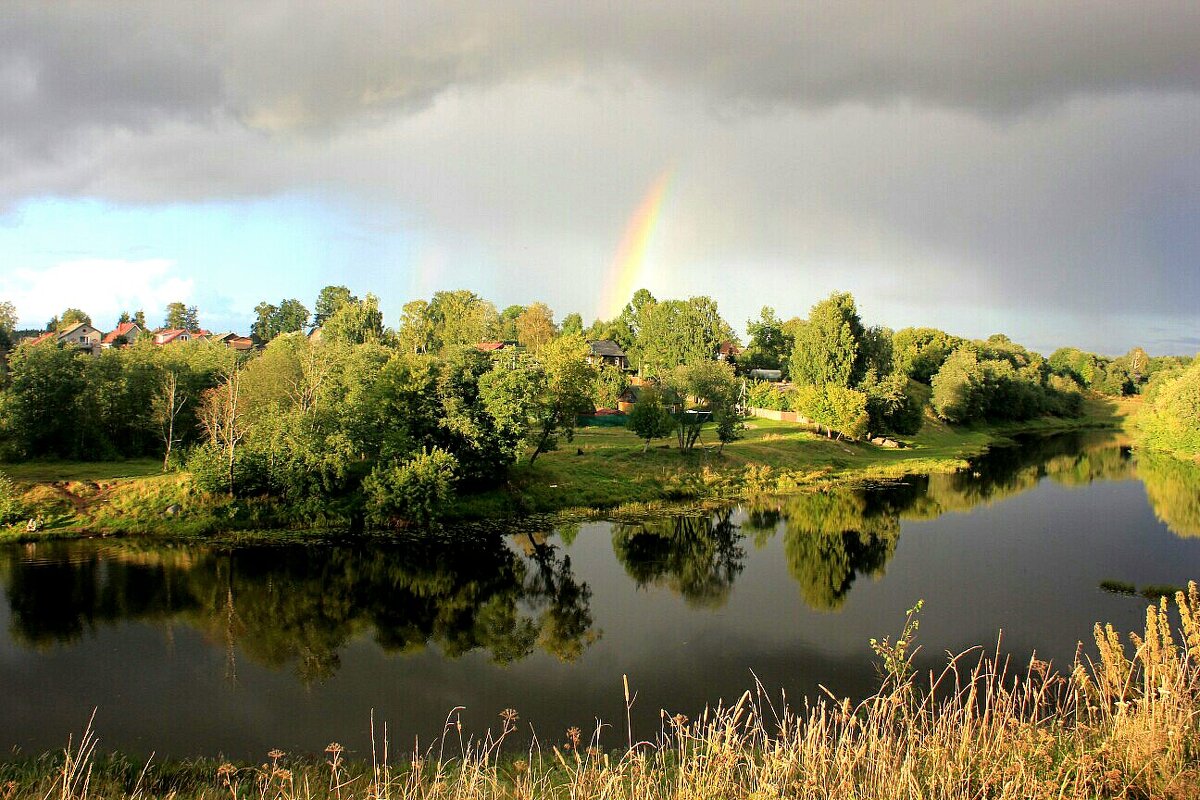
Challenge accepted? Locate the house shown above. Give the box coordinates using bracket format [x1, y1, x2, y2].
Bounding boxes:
[102, 322, 144, 348]
[717, 341, 742, 362]
[152, 328, 210, 345]
[209, 332, 259, 351]
[28, 322, 103, 354]
[476, 340, 518, 352]
[616, 382, 682, 413]
[586, 340, 629, 370]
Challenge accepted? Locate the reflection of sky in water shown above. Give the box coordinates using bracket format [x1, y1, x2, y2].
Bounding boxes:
[0, 433, 1197, 759]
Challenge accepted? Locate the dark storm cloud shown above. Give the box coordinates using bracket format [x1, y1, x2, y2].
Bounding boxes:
[2, 1, 1198, 148]
[0, 1, 1196, 351]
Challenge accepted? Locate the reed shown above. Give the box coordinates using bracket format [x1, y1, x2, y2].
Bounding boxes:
[5, 583, 1199, 799]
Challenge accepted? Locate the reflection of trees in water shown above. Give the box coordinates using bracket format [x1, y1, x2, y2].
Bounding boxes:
[612, 511, 744, 608]
[1138, 455, 1200, 539]
[772, 492, 899, 611]
[0, 534, 597, 684]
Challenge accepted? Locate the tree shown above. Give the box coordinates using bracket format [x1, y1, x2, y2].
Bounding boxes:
[59, 308, 92, 329]
[790, 292, 865, 388]
[133, 310, 147, 329]
[793, 384, 869, 440]
[0, 300, 16, 350]
[527, 335, 597, 463]
[396, 300, 435, 354]
[743, 306, 792, 373]
[497, 305, 525, 341]
[197, 366, 245, 495]
[560, 312, 584, 338]
[428, 290, 499, 350]
[321, 294, 384, 345]
[151, 370, 187, 470]
[252, 298, 310, 341]
[164, 302, 199, 330]
[313, 285, 356, 326]
[666, 360, 740, 451]
[638, 296, 736, 377]
[626, 386, 676, 452]
[362, 447, 459, 527]
[1137, 359, 1200, 459]
[516, 302, 556, 353]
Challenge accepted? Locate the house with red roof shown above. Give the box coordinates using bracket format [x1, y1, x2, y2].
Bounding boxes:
[152, 328, 210, 345]
[102, 322, 144, 348]
[26, 322, 103, 354]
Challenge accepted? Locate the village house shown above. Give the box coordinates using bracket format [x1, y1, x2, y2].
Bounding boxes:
[152, 328, 210, 345]
[27, 321, 104, 354]
[101, 321, 144, 348]
[209, 332, 260, 351]
[716, 341, 742, 362]
[586, 340, 629, 370]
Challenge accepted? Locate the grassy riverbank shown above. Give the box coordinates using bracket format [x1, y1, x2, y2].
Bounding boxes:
[3, 582, 1197, 799]
[0, 396, 1134, 541]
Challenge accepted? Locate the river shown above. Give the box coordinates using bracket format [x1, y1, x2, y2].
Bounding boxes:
[1, 431, 1198, 759]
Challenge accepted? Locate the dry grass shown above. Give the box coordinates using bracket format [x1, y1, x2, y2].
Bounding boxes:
[4, 584, 1200, 799]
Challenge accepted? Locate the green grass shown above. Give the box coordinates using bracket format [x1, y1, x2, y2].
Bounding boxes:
[0, 458, 163, 482]
[2, 396, 1131, 539]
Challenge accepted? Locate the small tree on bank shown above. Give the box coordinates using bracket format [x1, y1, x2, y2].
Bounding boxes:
[152, 370, 187, 470]
[627, 386, 676, 452]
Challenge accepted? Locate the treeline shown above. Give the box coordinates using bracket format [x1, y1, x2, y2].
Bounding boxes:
[1136, 358, 1200, 461]
[0, 284, 1190, 526]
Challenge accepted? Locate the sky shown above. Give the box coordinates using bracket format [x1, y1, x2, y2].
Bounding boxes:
[0, 1, 1197, 355]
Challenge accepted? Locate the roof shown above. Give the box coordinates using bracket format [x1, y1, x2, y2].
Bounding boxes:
[102, 322, 141, 344]
[27, 331, 57, 346]
[476, 341, 518, 352]
[59, 321, 92, 337]
[588, 340, 626, 358]
[154, 328, 209, 344]
[718, 341, 742, 356]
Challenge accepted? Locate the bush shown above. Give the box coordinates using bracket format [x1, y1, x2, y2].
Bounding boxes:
[746, 380, 790, 411]
[185, 442, 228, 494]
[363, 447, 459, 527]
[0, 471, 23, 524]
[794, 385, 870, 440]
[864, 373, 925, 436]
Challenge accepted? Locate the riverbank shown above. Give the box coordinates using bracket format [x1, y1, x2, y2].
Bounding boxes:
[0, 396, 1135, 542]
[2, 582, 1197, 800]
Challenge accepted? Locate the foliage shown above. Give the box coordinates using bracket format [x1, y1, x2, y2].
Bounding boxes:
[320, 294, 384, 345]
[932, 345, 1081, 424]
[790, 292, 866, 388]
[591, 364, 628, 410]
[745, 380, 790, 411]
[637, 295, 736, 377]
[1137, 358, 1200, 459]
[626, 386, 676, 451]
[864, 373, 925, 436]
[892, 327, 964, 384]
[163, 302, 199, 330]
[427, 290, 500, 351]
[559, 312, 584, 337]
[312, 285, 356, 326]
[515, 302, 556, 352]
[58, 307, 93, 329]
[666, 359, 741, 451]
[794, 384, 870, 439]
[251, 298, 310, 341]
[0, 470, 22, 523]
[741, 306, 792, 373]
[362, 446, 458, 527]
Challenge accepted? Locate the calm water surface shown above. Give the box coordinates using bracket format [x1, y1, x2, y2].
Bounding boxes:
[2, 432, 1198, 759]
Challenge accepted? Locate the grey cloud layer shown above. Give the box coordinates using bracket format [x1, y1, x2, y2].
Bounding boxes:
[4, 0, 1198, 148]
[0, 2, 1197, 350]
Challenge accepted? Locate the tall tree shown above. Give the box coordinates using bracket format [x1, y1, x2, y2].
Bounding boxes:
[790, 292, 866, 388]
[59, 308, 92, 328]
[164, 302, 199, 330]
[152, 370, 188, 470]
[198, 366, 245, 496]
[744, 306, 791, 372]
[516, 302, 556, 352]
[321, 294, 384, 345]
[560, 312, 584, 338]
[313, 285, 356, 326]
[253, 298, 310, 342]
[497, 305, 525, 341]
[397, 300, 435, 354]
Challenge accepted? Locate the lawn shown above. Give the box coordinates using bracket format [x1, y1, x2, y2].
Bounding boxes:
[0, 458, 164, 483]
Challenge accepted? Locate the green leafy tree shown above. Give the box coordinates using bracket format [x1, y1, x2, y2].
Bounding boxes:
[164, 302, 199, 330]
[322, 294, 384, 345]
[252, 298, 310, 341]
[794, 384, 869, 440]
[863, 373, 925, 436]
[396, 300, 435, 353]
[560, 312, 584, 338]
[363, 447, 458, 527]
[428, 290, 499, 350]
[516, 302, 557, 353]
[626, 386, 676, 452]
[313, 285, 356, 326]
[790, 292, 865, 388]
[743, 306, 792, 373]
[666, 359, 740, 451]
[0, 300, 16, 350]
[1137, 358, 1200, 459]
[527, 335, 597, 463]
[497, 304, 525, 341]
[59, 308, 92, 329]
[892, 327, 963, 384]
[592, 364, 629, 410]
[638, 296, 736, 377]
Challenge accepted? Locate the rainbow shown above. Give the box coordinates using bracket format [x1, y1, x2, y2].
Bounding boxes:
[599, 170, 671, 320]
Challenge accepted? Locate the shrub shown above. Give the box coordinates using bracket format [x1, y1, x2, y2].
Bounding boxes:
[185, 442, 228, 494]
[363, 447, 459, 527]
[794, 385, 869, 440]
[0, 471, 23, 524]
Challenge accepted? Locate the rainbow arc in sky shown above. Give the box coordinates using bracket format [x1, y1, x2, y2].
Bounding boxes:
[598, 170, 671, 321]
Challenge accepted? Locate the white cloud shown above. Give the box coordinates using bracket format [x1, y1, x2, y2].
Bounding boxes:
[0, 258, 193, 329]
